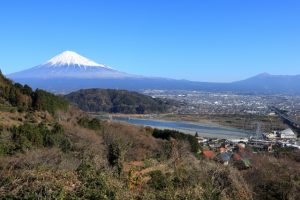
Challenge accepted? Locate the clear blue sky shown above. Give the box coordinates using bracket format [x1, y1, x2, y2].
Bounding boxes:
[0, 0, 299, 82]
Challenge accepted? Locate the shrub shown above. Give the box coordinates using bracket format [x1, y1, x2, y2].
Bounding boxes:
[9, 122, 70, 154]
[152, 129, 199, 153]
[148, 170, 168, 190]
[0, 143, 13, 156]
[60, 138, 72, 153]
[108, 141, 125, 175]
[75, 160, 116, 199]
[77, 117, 101, 130]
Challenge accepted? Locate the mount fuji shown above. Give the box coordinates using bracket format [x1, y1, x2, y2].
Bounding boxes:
[7, 51, 300, 94]
[8, 51, 148, 93]
[9, 51, 133, 79]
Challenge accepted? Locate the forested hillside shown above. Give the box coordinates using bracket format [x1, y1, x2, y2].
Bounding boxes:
[0, 70, 68, 113]
[0, 70, 70, 157]
[65, 88, 176, 114]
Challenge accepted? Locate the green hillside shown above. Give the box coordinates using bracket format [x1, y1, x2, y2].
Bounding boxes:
[0, 70, 68, 113]
[65, 88, 176, 114]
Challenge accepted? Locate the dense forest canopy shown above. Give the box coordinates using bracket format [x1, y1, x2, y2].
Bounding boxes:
[0, 70, 68, 113]
[65, 88, 176, 114]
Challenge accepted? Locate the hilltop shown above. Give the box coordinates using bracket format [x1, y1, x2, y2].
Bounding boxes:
[64, 88, 177, 114]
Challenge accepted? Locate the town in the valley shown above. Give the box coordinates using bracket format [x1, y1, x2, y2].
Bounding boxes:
[143, 89, 300, 168]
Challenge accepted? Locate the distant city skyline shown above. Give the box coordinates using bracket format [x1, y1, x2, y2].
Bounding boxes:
[0, 0, 299, 82]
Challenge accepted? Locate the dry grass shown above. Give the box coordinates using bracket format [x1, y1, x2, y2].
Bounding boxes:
[2, 106, 298, 199]
[0, 148, 62, 170]
[0, 111, 25, 127]
[0, 167, 79, 197]
[61, 122, 108, 170]
[241, 154, 300, 200]
[101, 121, 164, 162]
[0, 110, 54, 129]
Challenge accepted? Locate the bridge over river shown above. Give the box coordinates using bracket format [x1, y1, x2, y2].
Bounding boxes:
[270, 106, 300, 132]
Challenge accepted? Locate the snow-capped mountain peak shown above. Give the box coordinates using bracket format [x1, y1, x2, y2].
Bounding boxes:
[44, 51, 109, 68]
[8, 50, 134, 80]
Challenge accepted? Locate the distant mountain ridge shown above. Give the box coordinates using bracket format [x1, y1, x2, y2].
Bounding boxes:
[229, 73, 300, 94]
[7, 51, 300, 94]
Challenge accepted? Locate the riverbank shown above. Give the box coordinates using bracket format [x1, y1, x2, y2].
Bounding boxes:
[100, 116, 254, 139]
[92, 112, 287, 133]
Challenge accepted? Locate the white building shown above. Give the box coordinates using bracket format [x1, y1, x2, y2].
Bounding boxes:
[279, 128, 296, 139]
[264, 132, 277, 140]
[229, 138, 249, 143]
[263, 128, 297, 140]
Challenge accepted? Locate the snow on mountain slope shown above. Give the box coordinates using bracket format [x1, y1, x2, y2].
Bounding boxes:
[9, 51, 132, 79]
[43, 51, 109, 69]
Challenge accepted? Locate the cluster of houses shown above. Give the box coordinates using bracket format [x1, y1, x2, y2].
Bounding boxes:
[198, 128, 299, 167]
[199, 137, 252, 168]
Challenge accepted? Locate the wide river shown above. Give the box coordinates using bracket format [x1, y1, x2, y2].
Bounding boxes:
[111, 116, 254, 139]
